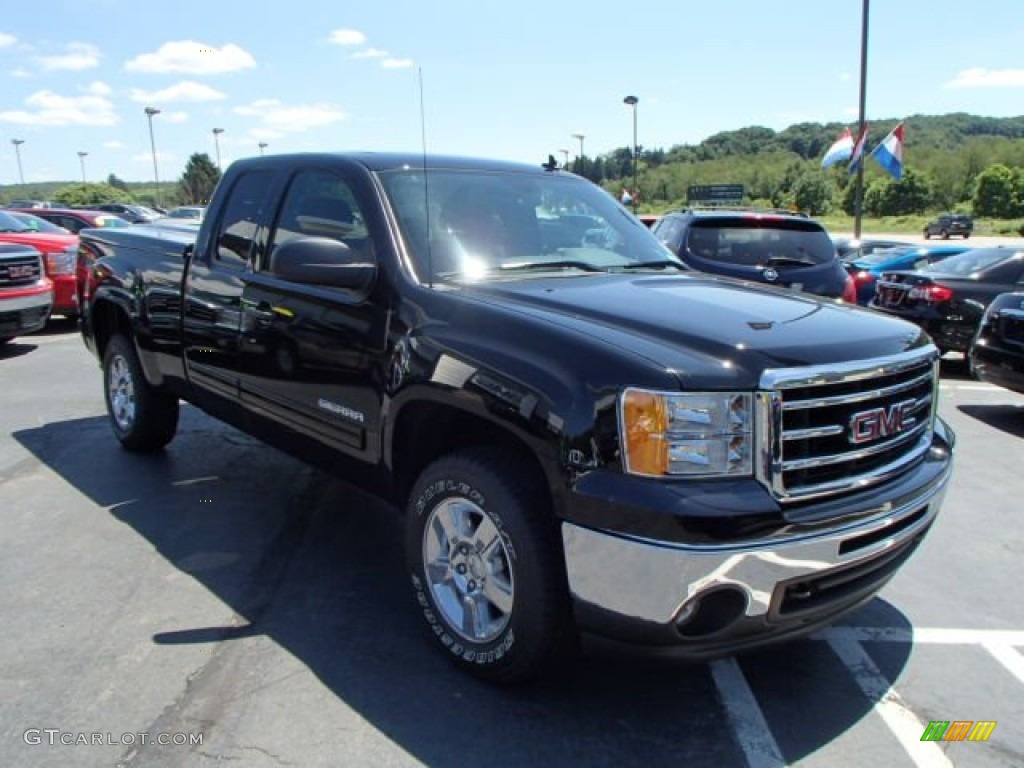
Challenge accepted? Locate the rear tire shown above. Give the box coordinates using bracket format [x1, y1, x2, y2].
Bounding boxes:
[405, 448, 572, 683]
[940, 229, 949, 239]
[103, 334, 179, 452]
[923, 230, 930, 240]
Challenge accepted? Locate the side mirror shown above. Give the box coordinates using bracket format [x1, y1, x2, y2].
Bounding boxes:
[271, 236, 375, 292]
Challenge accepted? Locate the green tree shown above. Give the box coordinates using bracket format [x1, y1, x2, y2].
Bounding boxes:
[973, 164, 1020, 217]
[792, 173, 834, 215]
[178, 153, 221, 205]
[106, 173, 129, 192]
[52, 182, 133, 206]
[879, 168, 934, 215]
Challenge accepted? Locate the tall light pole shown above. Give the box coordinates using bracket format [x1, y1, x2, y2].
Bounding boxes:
[853, 0, 870, 239]
[77, 151, 88, 183]
[212, 128, 224, 169]
[558, 148, 569, 169]
[623, 95, 639, 212]
[11, 139, 25, 185]
[258, 142, 268, 156]
[572, 132, 585, 178]
[144, 106, 161, 207]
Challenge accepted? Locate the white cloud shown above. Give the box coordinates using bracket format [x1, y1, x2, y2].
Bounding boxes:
[840, 72, 851, 82]
[0, 33, 16, 48]
[329, 29, 366, 46]
[162, 110, 189, 123]
[133, 151, 174, 164]
[36, 42, 101, 71]
[125, 41, 255, 75]
[0, 89, 117, 126]
[352, 48, 388, 59]
[250, 128, 285, 140]
[235, 99, 346, 133]
[843, 106, 858, 117]
[10, 67, 31, 78]
[945, 67, 1024, 88]
[85, 81, 112, 96]
[103, 140, 123, 149]
[130, 80, 226, 103]
[382, 58, 414, 69]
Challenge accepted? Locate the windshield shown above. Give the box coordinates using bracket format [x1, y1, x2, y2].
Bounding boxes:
[377, 168, 678, 281]
[922, 248, 1014, 275]
[0, 210, 32, 233]
[684, 218, 836, 267]
[8, 212, 67, 233]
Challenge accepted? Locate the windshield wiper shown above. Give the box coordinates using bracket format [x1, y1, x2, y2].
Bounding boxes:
[617, 260, 689, 271]
[497, 260, 606, 273]
[761, 255, 818, 267]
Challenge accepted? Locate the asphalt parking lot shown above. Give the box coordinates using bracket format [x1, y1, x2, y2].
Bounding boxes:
[2, 320, 1022, 768]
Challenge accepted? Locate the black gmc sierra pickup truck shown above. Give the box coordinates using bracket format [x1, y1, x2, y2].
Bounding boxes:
[79, 153, 955, 682]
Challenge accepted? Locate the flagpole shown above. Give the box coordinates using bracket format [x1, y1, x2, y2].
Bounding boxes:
[853, 0, 869, 239]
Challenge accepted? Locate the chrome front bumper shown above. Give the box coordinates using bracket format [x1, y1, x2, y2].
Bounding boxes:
[562, 443, 952, 652]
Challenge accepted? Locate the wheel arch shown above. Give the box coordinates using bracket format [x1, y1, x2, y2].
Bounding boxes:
[388, 398, 561, 517]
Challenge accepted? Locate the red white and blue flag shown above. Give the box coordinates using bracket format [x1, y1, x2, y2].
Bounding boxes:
[848, 125, 869, 174]
[821, 128, 854, 168]
[871, 122, 905, 180]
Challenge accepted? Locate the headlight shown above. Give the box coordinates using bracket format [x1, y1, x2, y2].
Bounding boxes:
[44, 247, 76, 275]
[619, 389, 753, 477]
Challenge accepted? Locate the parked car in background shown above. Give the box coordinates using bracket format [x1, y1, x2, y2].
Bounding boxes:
[651, 208, 856, 301]
[0, 210, 79, 318]
[970, 291, 1024, 393]
[923, 213, 973, 240]
[164, 205, 205, 221]
[8, 207, 129, 234]
[93, 203, 161, 224]
[7, 211, 71, 234]
[5, 199, 53, 209]
[870, 247, 1024, 356]
[845, 244, 969, 306]
[0, 242, 53, 344]
[833, 236, 911, 263]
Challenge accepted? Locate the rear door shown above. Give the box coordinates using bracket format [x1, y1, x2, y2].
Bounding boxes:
[182, 169, 280, 422]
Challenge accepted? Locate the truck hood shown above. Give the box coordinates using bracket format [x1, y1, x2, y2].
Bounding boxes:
[0, 232, 78, 252]
[466, 273, 929, 387]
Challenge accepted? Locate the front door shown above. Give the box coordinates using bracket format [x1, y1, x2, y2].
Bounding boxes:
[236, 167, 390, 463]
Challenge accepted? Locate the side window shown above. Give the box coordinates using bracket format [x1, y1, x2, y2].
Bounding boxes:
[212, 171, 276, 269]
[266, 169, 371, 274]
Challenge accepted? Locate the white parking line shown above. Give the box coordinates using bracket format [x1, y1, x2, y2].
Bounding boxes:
[826, 631, 953, 768]
[982, 643, 1024, 685]
[709, 657, 785, 768]
[816, 626, 1024, 646]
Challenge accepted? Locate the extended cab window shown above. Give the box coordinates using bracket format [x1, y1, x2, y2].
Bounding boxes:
[213, 171, 276, 269]
[266, 170, 371, 276]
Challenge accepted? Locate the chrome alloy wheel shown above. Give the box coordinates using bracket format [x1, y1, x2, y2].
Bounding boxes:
[422, 497, 515, 643]
[108, 353, 136, 431]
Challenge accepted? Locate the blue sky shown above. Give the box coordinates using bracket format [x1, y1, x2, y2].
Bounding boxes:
[1, 0, 1022, 185]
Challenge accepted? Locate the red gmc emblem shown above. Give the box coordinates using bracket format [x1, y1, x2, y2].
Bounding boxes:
[849, 399, 918, 444]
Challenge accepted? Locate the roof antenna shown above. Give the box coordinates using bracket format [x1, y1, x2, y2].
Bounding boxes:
[419, 67, 433, 288]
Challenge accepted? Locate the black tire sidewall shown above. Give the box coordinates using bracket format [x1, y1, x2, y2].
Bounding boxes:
[405, 453, 565, 681]
[102, 334, 177, 451]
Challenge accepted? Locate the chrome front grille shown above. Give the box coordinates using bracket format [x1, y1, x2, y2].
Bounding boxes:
[0, 254, 43, 286]
[757, 348, 938, 502]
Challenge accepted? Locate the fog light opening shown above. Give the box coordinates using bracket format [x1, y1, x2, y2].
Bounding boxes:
[675, 586, 748, 638]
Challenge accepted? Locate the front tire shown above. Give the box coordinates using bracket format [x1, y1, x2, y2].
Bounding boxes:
[103, 334, 179, 452]
[405, 449, 572, 683]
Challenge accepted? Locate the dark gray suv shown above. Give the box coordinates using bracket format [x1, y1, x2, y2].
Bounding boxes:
[651, 208, 857, 301]
[923, 213, 973, 239]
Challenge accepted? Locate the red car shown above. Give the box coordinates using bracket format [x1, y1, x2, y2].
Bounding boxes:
[0, 210, 79, 317]
[7, 207, 129, 235]
[0, 242, 53, 344]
